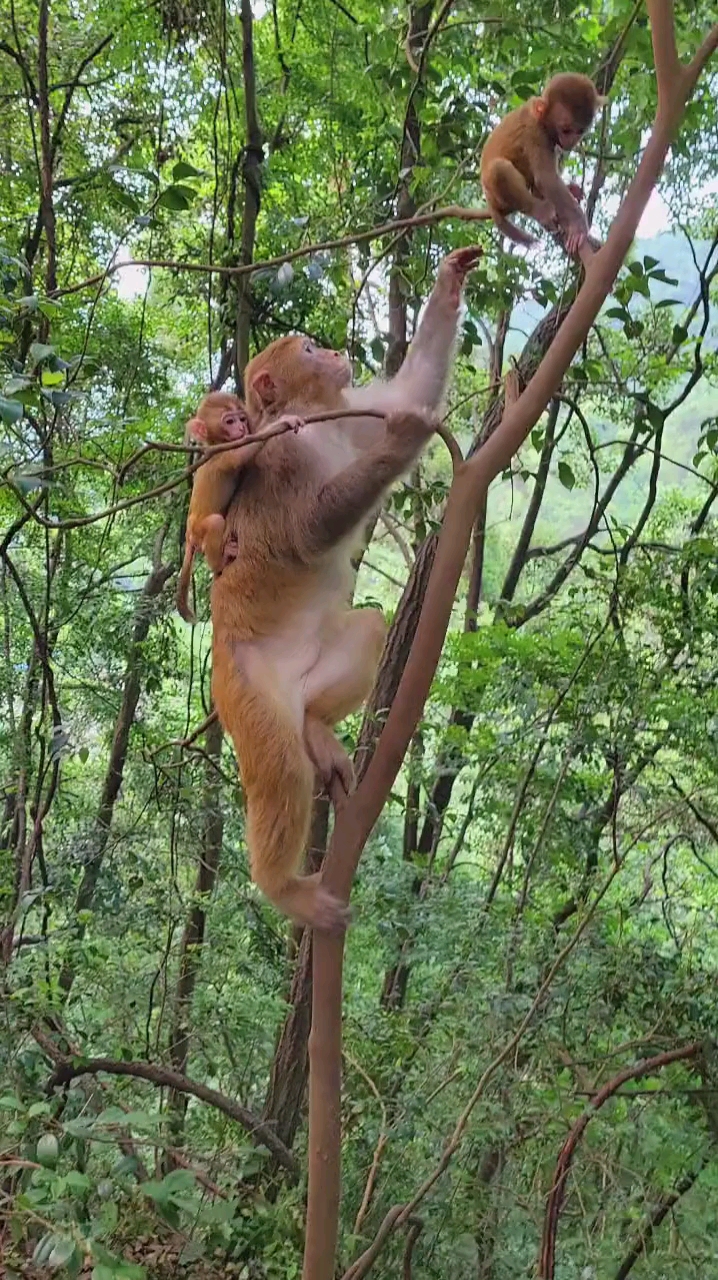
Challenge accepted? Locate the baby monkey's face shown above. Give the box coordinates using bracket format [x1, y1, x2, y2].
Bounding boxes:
[218, 407, 251, 441]
[550, 103, 587, 151]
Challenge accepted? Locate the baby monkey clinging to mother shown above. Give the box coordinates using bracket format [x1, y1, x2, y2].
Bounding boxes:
[481, 73, 606, 264]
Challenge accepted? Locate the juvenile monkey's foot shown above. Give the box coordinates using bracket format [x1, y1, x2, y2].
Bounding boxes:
[438, 245, 483, 305]
[304, 717, 355, 796]
[535, 200, 559, 233]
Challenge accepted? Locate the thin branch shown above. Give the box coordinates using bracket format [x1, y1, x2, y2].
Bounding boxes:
[50, 33, 113, 159]
[53, 205, 492, 297]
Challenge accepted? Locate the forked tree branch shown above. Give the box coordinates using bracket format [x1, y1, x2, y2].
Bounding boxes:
[302, 4, 718, 1278]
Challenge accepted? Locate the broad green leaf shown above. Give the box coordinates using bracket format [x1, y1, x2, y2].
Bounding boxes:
[157, 184, 197, 211]
[0, 395, 23, 423]
[172, 160, 204, 180]
[36, 1133, 59, 1167]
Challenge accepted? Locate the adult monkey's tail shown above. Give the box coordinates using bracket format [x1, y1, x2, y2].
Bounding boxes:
[212, 641, 349, 933]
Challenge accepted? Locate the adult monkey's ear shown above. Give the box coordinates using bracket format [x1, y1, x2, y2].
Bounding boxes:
[250, 370, 278, 407]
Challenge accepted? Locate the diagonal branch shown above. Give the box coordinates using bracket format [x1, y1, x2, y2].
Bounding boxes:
[45, 1052, 298, 1175]
[50, 32, 113, 159]
[53, 205, 492, 298]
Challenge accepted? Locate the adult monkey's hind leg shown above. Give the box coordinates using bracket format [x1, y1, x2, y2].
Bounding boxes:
[304, 607, 387, 795]
[212, 636, 349, 933]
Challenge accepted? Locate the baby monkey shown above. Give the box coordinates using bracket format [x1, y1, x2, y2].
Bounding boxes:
[481, 73, 605, 264]
[176, 391, 302, 623]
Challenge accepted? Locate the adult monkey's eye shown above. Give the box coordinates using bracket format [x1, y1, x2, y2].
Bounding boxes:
[303, 340, 314, 353]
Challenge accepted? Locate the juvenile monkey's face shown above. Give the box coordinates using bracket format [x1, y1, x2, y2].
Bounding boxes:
[217, 407, 250, 441]
[297, 337, 352, 390]
[550, 103, 588, 151]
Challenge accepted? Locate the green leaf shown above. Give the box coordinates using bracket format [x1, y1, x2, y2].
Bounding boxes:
[41, 369, 65, 387]
[48, 1236, 77, 1269]
[3, 375, 32, 394]
[558, 461, 575, 491]
[78, 746, 90, 763]
[33, 1233, 55, 1265]
[172, 160, 203, 180]
[157, 184, 196, 211]
[605, 306, 630, 323]
[28, 341, 54, 369]
[36, 1132, 59, 1167]
[0, 395, 24, 423]
[672, 324, 688, 345]
[27, 1101, 51, 1117]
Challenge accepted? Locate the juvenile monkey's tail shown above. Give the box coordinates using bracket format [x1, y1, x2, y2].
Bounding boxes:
[212, 649, 348, 933]
[493, 215, 536, 248]
[176, 554, 197, 624]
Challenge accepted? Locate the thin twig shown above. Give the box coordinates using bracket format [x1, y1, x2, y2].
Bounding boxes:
[53, 205, 491, 297]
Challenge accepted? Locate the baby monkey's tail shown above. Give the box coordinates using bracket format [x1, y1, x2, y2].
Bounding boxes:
[212, 645, 349, 934]
[493, 214, 537, 248]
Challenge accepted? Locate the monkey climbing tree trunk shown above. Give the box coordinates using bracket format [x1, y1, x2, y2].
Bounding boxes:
[302, 5, 718, 1278]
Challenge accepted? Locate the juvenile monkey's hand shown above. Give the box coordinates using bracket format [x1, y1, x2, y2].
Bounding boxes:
[437, 245, 483, 306]
[385, 408, 438, 448]
[561, 206, 590, 257]
[221, 534, 239, 569]
[567, 182, 584, 203]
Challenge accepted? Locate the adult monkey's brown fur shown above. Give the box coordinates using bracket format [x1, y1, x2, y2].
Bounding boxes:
[176, 392, 303, 623]
[211, 246, 481, 933]
[481, 73, 606, 264]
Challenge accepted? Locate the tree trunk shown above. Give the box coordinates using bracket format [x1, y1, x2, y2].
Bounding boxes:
[165, 715, 225, 1146]
[59, 535, 173, 995]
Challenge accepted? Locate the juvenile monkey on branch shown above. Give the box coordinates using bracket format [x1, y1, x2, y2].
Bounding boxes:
[481, 73, 606, 264]
[211, 246, 481, 933]
[176, 391, 303, 623]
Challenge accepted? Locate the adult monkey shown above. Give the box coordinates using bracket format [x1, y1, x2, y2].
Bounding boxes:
[212, 246, 481, 932]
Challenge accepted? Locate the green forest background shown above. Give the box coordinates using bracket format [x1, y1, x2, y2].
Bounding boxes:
[1, 0, 718, 1276]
